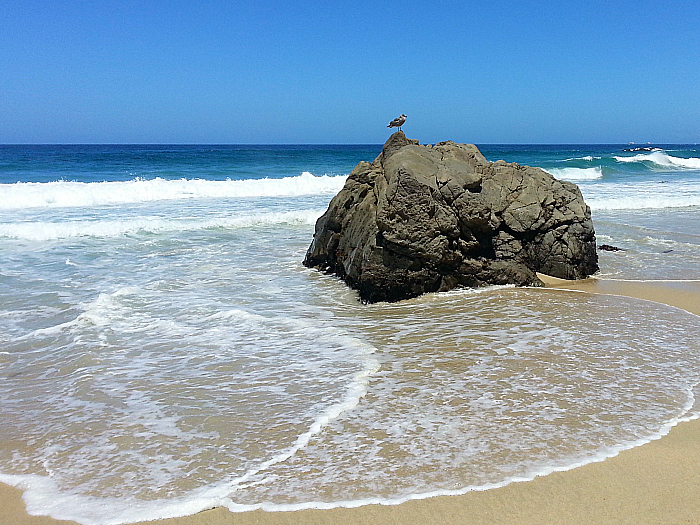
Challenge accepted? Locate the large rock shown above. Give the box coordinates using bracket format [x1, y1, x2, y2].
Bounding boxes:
[304, 132, 598, 302]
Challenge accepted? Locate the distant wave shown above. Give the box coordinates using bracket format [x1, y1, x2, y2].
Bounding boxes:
[614, 152, 700, 170]
[545, 167, 604, 181]
[0, 210, 325, 241]
[563, 155, 601, 162]
[0, 172, 347, 210]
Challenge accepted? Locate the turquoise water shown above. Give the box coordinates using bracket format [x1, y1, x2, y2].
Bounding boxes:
[0, 142, 699, 524]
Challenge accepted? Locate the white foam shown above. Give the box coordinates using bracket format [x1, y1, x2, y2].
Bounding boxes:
[614, 152, 700, 170]
[0, 209, 324, 240]
[14, 404, 697, 525]
[545, 167, 603, 181]
[2, 283, 382, 525]
[2, 315, 381, 525]
[584, 181, 700, 210]
[222, 402, 700, 514]
[0, 172, 347, 210]
[0, 472, 226, 525]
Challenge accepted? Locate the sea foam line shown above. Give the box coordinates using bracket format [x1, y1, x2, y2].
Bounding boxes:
[0, 172, 347, 210]
[3, 350, 697, 525]
[208, 312, 381, 495]
[223, 390, 700, 514]
[0, 209, 325, 241]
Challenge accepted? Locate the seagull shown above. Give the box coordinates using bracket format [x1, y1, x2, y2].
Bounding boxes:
[387, 114, 407, 131]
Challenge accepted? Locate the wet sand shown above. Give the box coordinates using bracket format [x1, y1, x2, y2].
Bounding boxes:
[2, 277, 699, 525]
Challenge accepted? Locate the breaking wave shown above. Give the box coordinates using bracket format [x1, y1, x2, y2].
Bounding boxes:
[545, 167, 604, 181]
[0, 172, 347, 210]
[614, 152, 700, 170]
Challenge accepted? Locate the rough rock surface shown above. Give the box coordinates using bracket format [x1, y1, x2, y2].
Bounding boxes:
[304, 132, 598, 302]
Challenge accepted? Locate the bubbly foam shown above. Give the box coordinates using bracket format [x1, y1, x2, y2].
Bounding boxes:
[0, 172, 347, 210]
[1, 282, 379, 524]
[5, 288, 698, 524]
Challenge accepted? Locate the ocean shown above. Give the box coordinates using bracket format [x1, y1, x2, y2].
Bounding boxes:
[1, 142, 699, 524]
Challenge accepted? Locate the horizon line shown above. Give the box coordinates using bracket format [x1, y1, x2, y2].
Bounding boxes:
[2, 141, 698, 147]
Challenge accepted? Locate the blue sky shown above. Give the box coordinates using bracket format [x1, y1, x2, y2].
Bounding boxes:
[2, 0, 699, 144]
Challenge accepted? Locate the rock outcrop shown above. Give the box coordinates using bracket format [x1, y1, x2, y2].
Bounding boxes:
[304, 132, 598, 302]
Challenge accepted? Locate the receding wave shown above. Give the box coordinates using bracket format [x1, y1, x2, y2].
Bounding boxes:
[4, 288, 700, 524]
[0, 210, 324, 241]
[0, 172, 347, 210]
[614, 152, 700, 170]
[545, 167, 604, 181]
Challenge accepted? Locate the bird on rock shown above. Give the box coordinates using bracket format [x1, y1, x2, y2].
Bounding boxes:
[387, 114, 407, 131]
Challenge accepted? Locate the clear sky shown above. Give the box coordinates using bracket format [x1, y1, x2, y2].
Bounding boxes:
[2, 0, 699, 144]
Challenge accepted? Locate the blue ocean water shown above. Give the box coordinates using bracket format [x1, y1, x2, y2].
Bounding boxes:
[0, 144, 379, 184]
[0, 142, 699, 524]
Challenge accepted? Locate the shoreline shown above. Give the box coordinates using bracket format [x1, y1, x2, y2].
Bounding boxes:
[2, 277, 699, 525]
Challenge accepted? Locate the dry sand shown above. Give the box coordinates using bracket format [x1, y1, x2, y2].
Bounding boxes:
[2, 277, 700, 525]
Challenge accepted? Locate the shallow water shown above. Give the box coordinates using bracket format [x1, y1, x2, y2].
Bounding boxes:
[0, 144, 699, 524]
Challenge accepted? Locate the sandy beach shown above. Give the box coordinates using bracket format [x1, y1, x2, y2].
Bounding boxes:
[2, 277, 699, 525]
